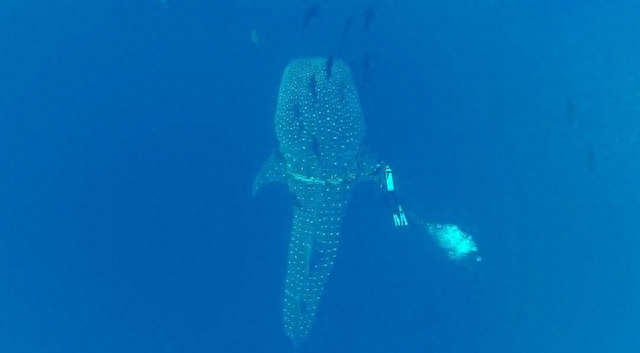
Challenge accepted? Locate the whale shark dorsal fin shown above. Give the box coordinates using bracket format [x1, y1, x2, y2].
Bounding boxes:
[253, 150, 289, 196]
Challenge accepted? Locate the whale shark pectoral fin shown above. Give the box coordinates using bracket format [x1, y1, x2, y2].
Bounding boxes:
[253, 151, 289, 196]
[354, 149, 383, 184]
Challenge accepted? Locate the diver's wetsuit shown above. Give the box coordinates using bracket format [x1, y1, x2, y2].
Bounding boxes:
[370, 161, 408, 227]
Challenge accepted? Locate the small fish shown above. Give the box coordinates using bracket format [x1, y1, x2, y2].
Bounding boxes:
[335, 16, 355, 54]
[337, 81, 346, 102]
[308, 73, 317, 100]
[326, 16, 355, 80]
[303, 4, 319, 28]
[363, 6, 375, 31]
[325, 55, 334, 79]
[311, 137, 320, 158]
[159, 0, 168, 8]
[342, 15, 354, 37]
[250, 29, 260, 49]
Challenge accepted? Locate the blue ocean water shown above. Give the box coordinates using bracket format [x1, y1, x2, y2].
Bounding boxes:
[1, 1, 639, 352]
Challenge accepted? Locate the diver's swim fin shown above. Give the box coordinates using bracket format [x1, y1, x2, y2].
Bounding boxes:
[393, 205, 409, 227]
[253, 150, 289, 196]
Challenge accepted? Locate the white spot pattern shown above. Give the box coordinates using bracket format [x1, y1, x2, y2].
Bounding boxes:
[275, 58, 365, 344]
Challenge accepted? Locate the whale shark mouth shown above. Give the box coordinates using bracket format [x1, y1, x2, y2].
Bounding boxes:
[253, 57, 380, 345]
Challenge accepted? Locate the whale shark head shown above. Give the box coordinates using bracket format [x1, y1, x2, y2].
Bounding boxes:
[275, 58, 367, 181]
[253, 57, 380, 345]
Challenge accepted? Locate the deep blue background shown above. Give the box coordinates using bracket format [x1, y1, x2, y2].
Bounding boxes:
[1, 1, 639, 352]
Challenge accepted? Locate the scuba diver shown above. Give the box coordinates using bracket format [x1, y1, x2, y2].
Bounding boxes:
[370, 161, 409, 228]
[369, 160, 481, 262]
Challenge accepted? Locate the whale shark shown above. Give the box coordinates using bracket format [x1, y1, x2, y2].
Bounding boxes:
[253, 57, 381, 345]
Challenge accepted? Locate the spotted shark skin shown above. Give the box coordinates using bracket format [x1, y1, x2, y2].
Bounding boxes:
[253, 58, 379, 346]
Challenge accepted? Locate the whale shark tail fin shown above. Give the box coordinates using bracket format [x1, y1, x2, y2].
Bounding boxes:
[253, 150, 289, 196]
